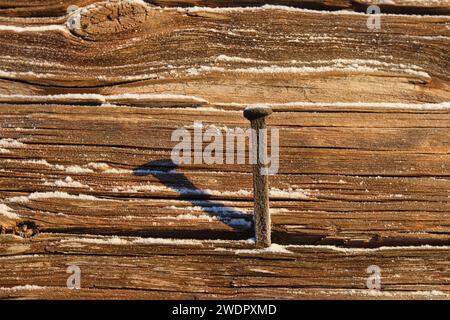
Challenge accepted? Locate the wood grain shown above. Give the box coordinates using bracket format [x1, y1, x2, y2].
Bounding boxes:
[0, 0, 449, 299]
[0, 3, 448, 104]
[0, 0, 448, 17]
[0, 234, 449, 299]
[0, 103, 449, 246]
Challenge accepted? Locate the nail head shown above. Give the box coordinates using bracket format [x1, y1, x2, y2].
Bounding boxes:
[243, 105, 273, 121]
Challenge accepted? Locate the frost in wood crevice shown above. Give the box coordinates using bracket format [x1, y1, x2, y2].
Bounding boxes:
[0, 204, 20, 219]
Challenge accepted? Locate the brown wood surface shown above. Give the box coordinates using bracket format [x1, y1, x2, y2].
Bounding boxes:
[0, 0, 448, 17]
[0, 0, 449, 299]
[0, 2, 448, 103]
[0, 234, 449, 299]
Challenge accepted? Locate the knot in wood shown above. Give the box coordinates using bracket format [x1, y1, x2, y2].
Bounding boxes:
[67, 0, 151, 41]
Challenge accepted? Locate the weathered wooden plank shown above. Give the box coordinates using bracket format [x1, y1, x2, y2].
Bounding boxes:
[1, 102, 449, 245]
[0, 0, 448, 300]
[1, 103, 449, 174]
[0, 234, 448, 299]
[0, 0, 448, 18]
[0, 3, 448, 103]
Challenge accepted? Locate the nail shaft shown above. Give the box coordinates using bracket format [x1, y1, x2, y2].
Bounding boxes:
[243, 106, 272, 248]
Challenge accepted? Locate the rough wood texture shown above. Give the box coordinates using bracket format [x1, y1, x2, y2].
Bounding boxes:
[0, 0, 448, 17]
[0, 0, 449, 299]
[0, 234, 449, 299]
[1, 104, 449, 245]
[0, 3, 448, 104]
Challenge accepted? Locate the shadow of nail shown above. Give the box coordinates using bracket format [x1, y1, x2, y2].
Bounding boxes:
[133, 159, 253, 234]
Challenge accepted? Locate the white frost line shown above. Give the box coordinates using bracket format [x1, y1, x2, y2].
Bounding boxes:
[5, 159, 94, 174]
[216, 243, 450, 255]
[165, 205, 252, 215]
[287, 244, 450, 253]
[0, 138, 25, 148]
[157, 213, 218, 222]
[169, 4, 450, 18]
[186, 61, 431, 79]
[228, 244, 293, 254]
[0, 58, 435, 85]
[112, 184, 251, 196]
[405, 34, 450, 41]
[361, 290, 450, 298]
[270, 187, 310, 199]
[87, 162, 134, 174]
[303, 288, 450, 298]
[157, 214, 252, 227]
[4, 190, 218, 205]
[43, 177, 91, 189]
[8, 191, 102, 203]
[0, 138, 25, 153]
[0, 70, 161, 82]
[60, 235, 255, 246]
[157, 106, 230, 112]
[0, 285, 47, 292]
[217, 58, 430, 78]
[0, 70, 62, 80]
[0, 254, 45, 261]
[0, 55, 68, 68]
[0, 203, 20, 219]
[270, 208, 292, 213]
[113, 185, 310, 199]
[57, 235, 450, 254]
[218, 101, 450, 110]
[0, 25, 66, 33]
[183, 122, 241, 133]
[5, 159, 137, 175]
[358, 0, 448, 7]
[215, 55, 260, 64]
[0, 93, 208, 104]
[107, 93, 208, 103]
